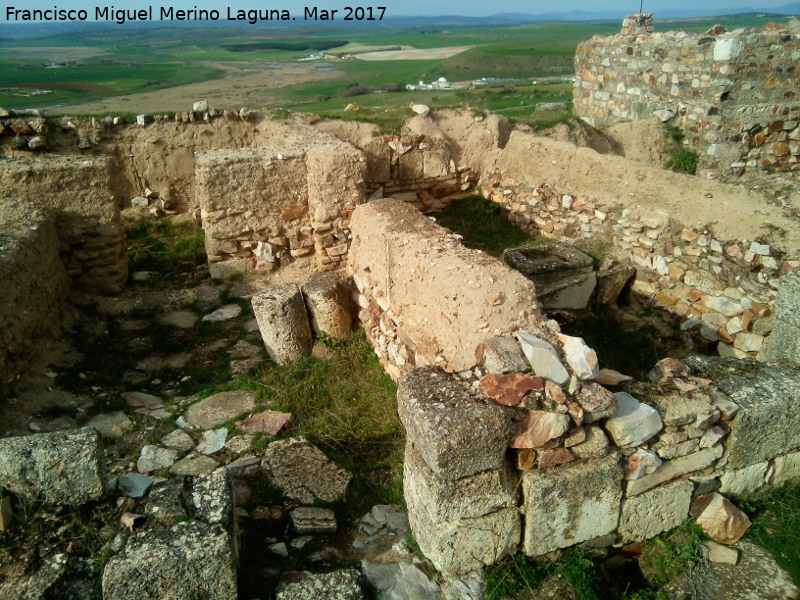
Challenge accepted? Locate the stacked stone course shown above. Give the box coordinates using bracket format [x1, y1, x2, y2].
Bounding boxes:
[574, 17, 800, 178]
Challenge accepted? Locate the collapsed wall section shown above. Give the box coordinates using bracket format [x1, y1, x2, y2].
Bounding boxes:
[195, 140, 366, 279]
[347, 198, 546, 379]
[574, 19, 800, 178]
[0, 205, 70, 395]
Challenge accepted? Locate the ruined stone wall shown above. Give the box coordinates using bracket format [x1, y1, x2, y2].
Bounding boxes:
[347, 199, 547, 380]
[0, 205, 70, 396]
[195, 140, 366, 279]
[480, 172, 794, 360]
[0, 156, 127, 294]
[574, 20, 800, 178]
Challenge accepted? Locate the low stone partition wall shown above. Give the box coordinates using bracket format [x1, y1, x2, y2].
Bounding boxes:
[0, 156, 127, 294]
[347, 198, 547, 380]
[195, 141, 366, 279]
[0, 205, 70, 395]
[398, 352, 800, 576]
[481, 173, 798, 360]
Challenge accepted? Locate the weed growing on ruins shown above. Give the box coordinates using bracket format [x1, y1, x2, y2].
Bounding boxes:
[126, 219, 205, 275]
[665, 149, 699, 176]
[433, 194, 543, 257]
[637, 522, 705, 588]
[741, 481, 800, 584]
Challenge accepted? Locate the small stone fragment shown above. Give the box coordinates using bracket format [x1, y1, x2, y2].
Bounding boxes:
[475, 336, 529, 374]
[516, 331, 570, 386]
[236, 410, 293, 435]
[291, 506, 337, 534]
[137, 445, 178, 473]
[648, 358, 689, 383]
[510, 411, 571, 448]
[118, 473, 154, 499]
[537, 447, 574, 469]
[161, 429, 194, 452]
[557, 334, 600, 380]
[626, 449, 662, 480]
[202, 304, 242, 323]
[597, 368, 633, 386]
[478, 373, 543, 407]
[605, 393, 663, 447]
[196, 428, 228, 455]
[692, 493, 751, 545]
[703, 540, 739, 565]
[169, 454, 220, 476]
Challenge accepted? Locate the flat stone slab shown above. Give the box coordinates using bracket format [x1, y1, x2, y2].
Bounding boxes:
[276, 569, 364, 600]
[87, 411, 132, 439]
[262, 437, 352, 504]
[291, 506, 337, 534]
[102, 521, 236, 600]
[236, 410, 293, 435]
[0, 428, 105, 505]
[182, 390, 257, 429]
[169, 454, 220, 476]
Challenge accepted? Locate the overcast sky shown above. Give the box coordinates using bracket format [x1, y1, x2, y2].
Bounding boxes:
[2, 0, 788, 19]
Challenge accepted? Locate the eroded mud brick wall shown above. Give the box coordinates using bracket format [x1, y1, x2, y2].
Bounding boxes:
[574, 18, 800, 178]
[195, 141, 365, 278]
[0, 156, 127, 294]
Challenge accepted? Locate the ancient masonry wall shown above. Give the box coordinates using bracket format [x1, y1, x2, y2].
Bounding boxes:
[347, 200, 800, 576]
[574, 19, 800, 178]
[0, 156, 127, 294]
[479, 171, 797, 360]
[0, 206, 70, 395]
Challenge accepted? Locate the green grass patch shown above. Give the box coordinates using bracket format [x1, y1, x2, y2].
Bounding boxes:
[665, 149, 699, 176]
[638, 522, 705, 589]
[126, 219, 205, 274]
[432, 194, 544, 257]
[561, 306, 686, 380]
[741, 481, 800, 585]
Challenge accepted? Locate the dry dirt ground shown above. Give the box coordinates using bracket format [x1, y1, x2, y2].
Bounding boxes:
[355, 46, 473, 61]
[61, 61, 339, 115]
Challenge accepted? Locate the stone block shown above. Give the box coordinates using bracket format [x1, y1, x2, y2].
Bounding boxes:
[404, 443, 518, 522]
[276, 569, 363, 600]
[772, 451, 800, 486]
[302, 271, 353, 339]
[719, 462, 768, 496]
[102, 522, 236, 600]
[683, 357, 800, 469]
[397, 367, 510, 480]
[646, 389, 717, 427]
[521, 455, 622, 556]
[291, 507, 337, 534]
[182, 390, 256, 430]
[192, 468, 233, 529]
[571, 425, 611, 459]
[252, 284, 314, 366]
[759, 271, 800, 365]
[407, 504, 520, 576]
[0, 428, 105, 506]
[618, 480, 693, 542]
[262, 437, 352, 504]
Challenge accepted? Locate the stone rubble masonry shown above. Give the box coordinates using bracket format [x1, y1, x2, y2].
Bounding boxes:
[0, 428, 106, 506]
[397, 367, 510, 480]
[521, 455, 623, 556]
[574, 19, 800, 178]
[618, 479, 694, 542]
[348, 198, 547, 378]
[195, 134, 366, 278]
[252, 284, 314, 366]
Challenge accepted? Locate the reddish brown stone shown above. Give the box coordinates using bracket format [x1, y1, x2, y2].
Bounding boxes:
[479, 373, 543, 407]
[516, 449, 537, 470]
[752, 132, 766, 147]
[281, 205, 308, 221]
[537, 447, 574, 469]
[544, 380, 567, 405]
[10, 119, 33, 135]
[574, 382, 615, 421]
[773, 142, 791, 157]
[237, 410, 293, 435]
[597, 369, 633, 387]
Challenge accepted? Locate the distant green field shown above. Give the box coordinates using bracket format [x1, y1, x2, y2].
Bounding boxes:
[0, 14, 790, 112]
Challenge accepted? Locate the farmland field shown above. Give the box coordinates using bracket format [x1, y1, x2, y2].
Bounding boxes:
[0, 13, 787, 115]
